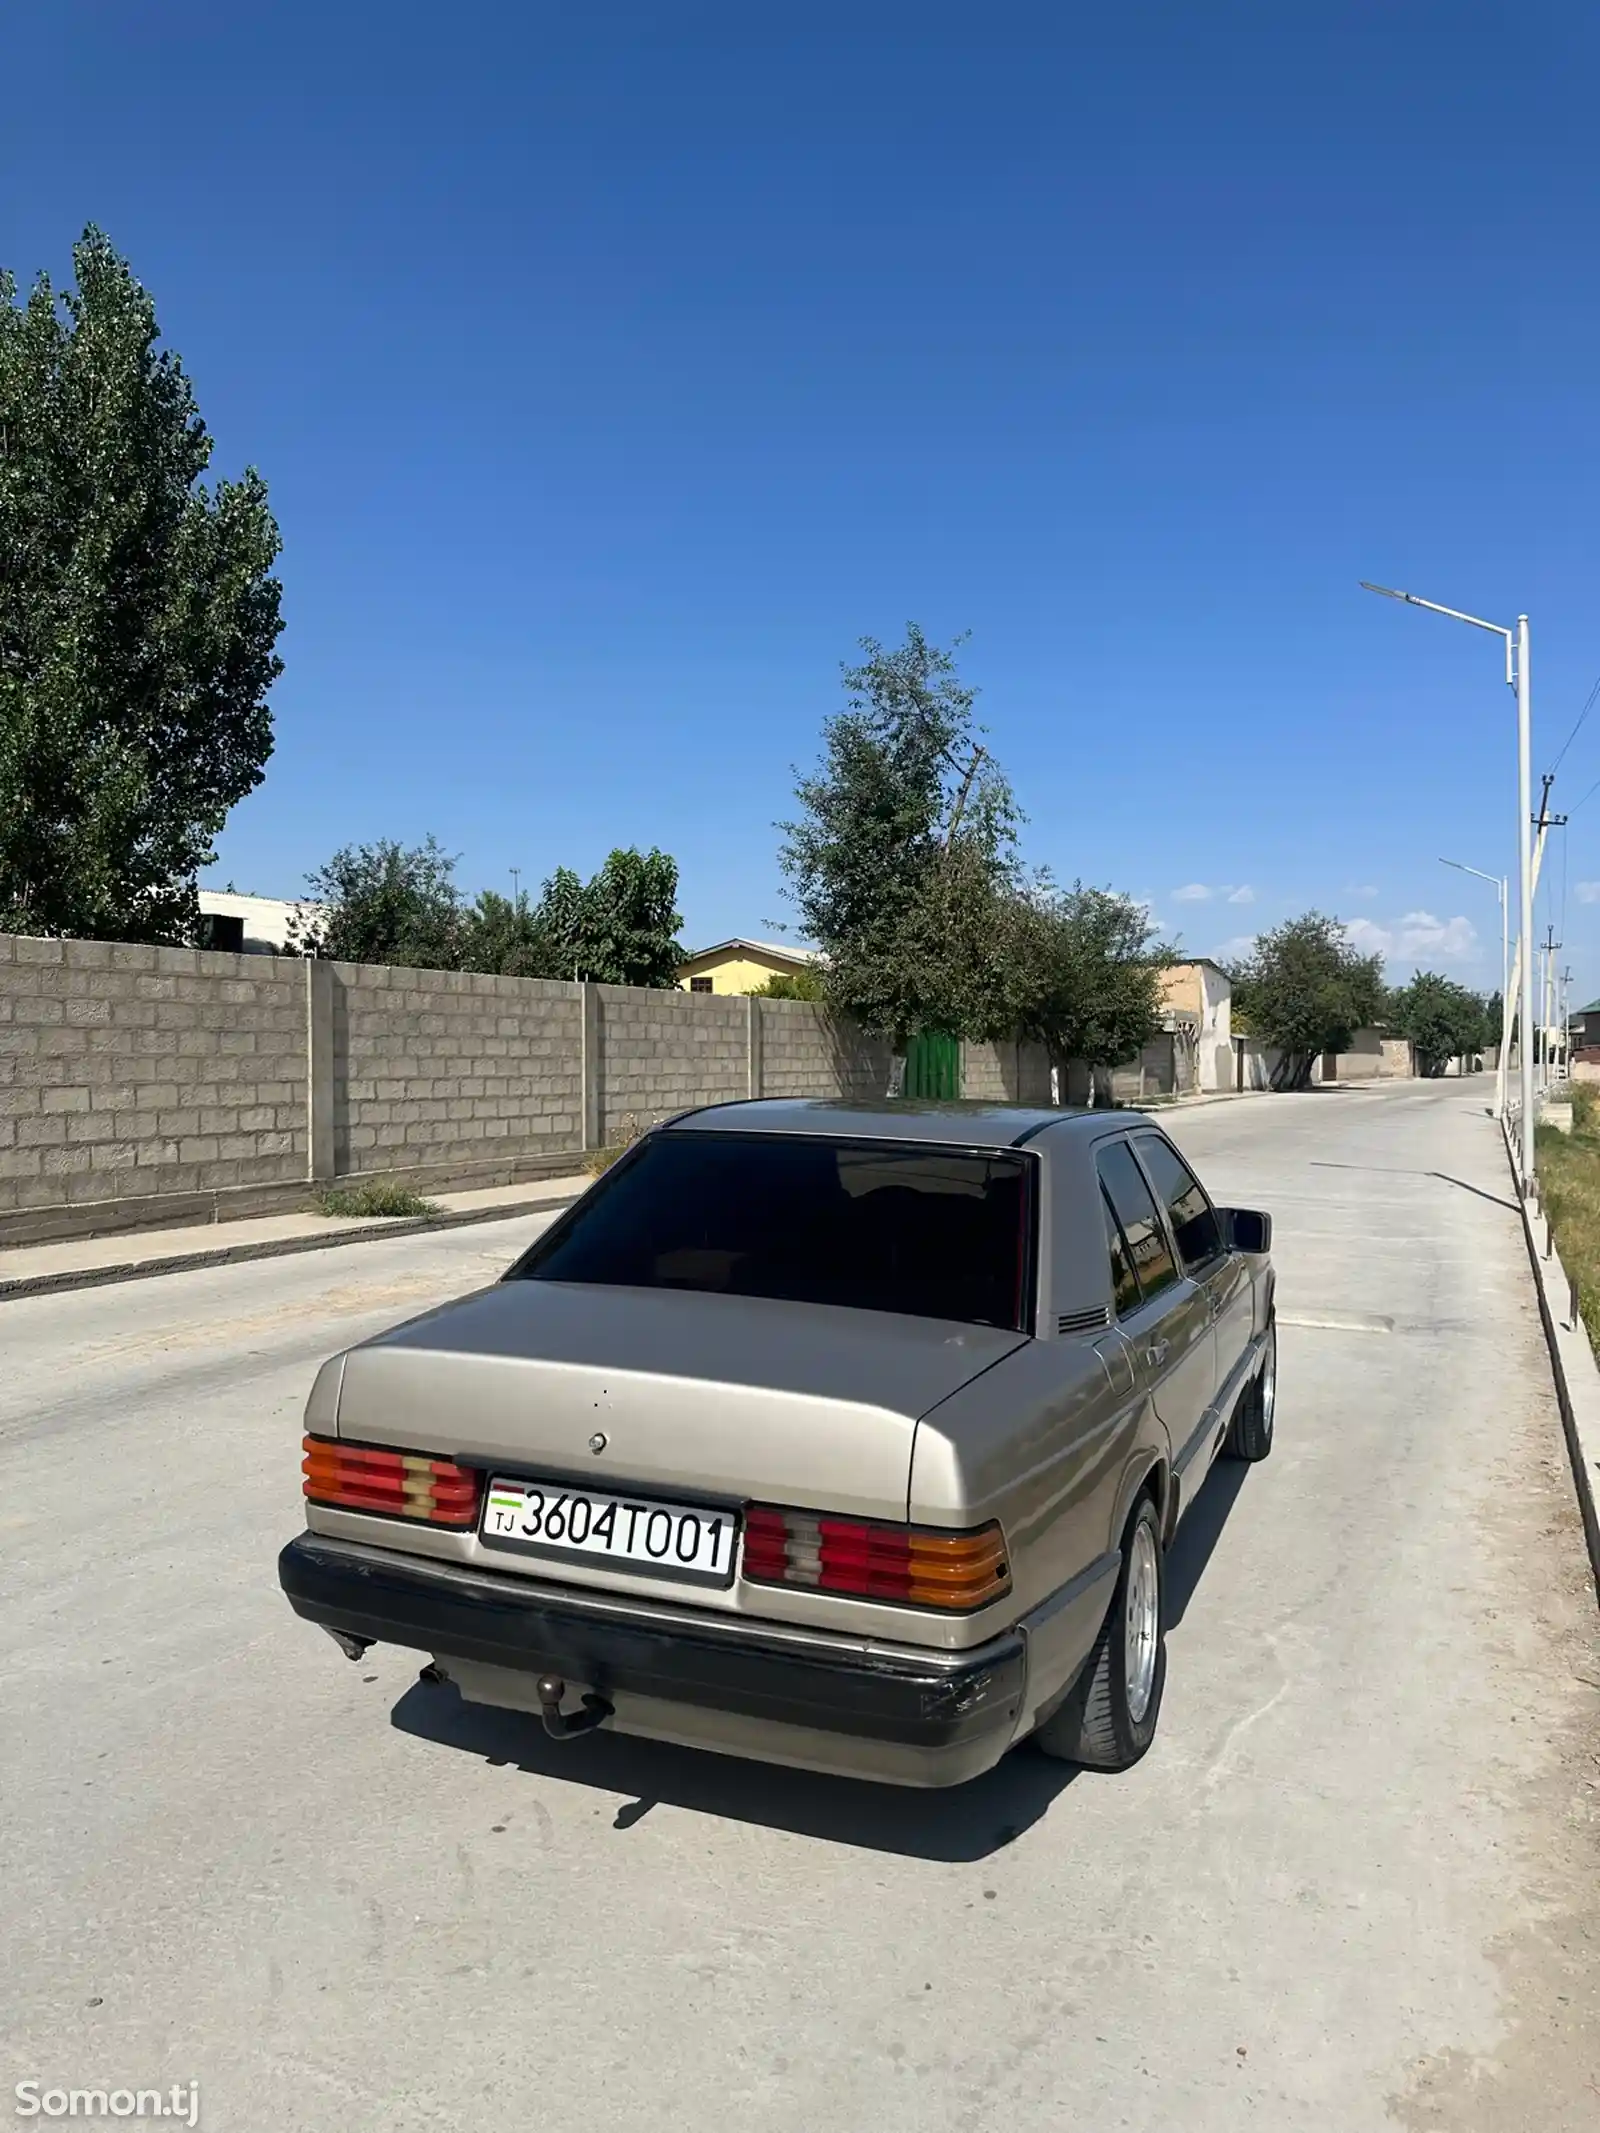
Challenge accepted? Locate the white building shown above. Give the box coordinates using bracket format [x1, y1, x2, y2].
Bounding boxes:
[1160, 959, 1234, 1091]
[196, 890, 325, 955]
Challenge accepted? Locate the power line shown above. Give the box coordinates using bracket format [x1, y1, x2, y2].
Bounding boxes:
[1572, 770, 1600, 815]
[1550, 669, 1600, 775]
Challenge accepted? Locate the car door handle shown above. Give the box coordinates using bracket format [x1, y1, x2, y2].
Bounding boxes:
[1145, 1339, 1170, 1366]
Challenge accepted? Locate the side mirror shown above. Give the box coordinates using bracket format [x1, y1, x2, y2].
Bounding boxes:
[1222, 1207, 1273, 1255]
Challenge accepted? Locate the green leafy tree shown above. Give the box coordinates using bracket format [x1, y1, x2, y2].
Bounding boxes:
[460, 888, 544, 976]
[1389, 970, 1493, 1076]
[297, 841, 684, 985]
[1010, 882, 1172, 1092]
[1484, 988, 1507, 1054]
[295, 836, 464, 969]
[0, 228, 283, 942]
[778, 624, 1020, 1058]
[1228, 912, 1387, 1090]
[747, 968, 825, 1001]
[573, 847, 685, 987]
[525, 865, 588, 980]
[515, 848, 684, 986]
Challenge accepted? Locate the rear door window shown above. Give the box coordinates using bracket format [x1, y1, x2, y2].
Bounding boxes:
[512, 1132, 1035, 1331]
[1135, 1134, 1223, 1273]
[1101, 1187, 1143, 1317]
[1096, 1139, 1179, 1304]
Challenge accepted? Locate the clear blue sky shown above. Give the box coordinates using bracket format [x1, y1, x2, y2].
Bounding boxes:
[6, 2, 1600, 999]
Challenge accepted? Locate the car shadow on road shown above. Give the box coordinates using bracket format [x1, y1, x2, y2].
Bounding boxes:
[390, 1676, 1078, 1860]
[1164, 1457, 1250, 1630]
[388, 1463, 1251, 1861]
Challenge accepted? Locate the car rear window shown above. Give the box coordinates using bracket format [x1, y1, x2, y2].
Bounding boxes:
[512, 1132, 1034, 1331]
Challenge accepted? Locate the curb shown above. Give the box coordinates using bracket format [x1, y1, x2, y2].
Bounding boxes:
[1503, 1120, 1600, 1609]
[0, 1188, 585, 1306]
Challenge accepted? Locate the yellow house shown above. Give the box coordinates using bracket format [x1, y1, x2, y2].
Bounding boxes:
[676, 937, 819, 995]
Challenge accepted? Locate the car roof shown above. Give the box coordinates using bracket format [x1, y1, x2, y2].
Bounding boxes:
[661, 1097, 1145, 1149]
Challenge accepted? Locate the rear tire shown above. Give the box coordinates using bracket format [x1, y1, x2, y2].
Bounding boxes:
[1224, 1317, 1276, 1462]
[1035, 1496, 1165, 1772]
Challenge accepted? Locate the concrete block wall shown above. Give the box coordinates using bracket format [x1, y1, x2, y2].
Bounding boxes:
[0, 934, 306, 1214]
[961, 1038, 1054, 1105]
[595, 985, 748, 1143]
[1111, 1032, 1180, 1103]
[758, 1001, 894, 1102]
[333, 963, 584, 1173]
[5, 929, 1233, 1235]
[1324, 1031, 1414, 1082]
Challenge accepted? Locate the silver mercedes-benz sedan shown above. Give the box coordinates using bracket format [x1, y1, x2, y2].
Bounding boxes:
[279, 1099, 1276, 1787]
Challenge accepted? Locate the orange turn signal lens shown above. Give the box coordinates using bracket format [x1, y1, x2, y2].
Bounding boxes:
[302, 1436, 481, 1527]
[905, 1526, 1012, 1608]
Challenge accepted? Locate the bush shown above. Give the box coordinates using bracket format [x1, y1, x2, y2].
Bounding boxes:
[746, 969, 824, 1001]
[314, 1180, 440, 1219]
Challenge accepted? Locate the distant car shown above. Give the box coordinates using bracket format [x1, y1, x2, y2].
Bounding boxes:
[279, 1099, 1276, 1787]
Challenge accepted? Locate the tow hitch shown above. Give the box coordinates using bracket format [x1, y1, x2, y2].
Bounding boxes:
[535, 1674, 614, 1740]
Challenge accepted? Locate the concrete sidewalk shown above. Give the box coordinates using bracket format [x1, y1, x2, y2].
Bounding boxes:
[0, 1173, 590, 1302]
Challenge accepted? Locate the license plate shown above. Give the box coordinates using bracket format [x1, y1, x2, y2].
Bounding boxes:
[479, 1476, 739, 1587]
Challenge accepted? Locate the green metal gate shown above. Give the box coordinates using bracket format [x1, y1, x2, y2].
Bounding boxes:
[903, 1030, 962, 1099]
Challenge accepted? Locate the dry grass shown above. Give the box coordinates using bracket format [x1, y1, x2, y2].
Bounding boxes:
[1536, 1102, 1600, 1350]
[313, 1180, 440, 1219]
[582, 1110, 652, 1178]
[1572, 1080, 1598, 1135]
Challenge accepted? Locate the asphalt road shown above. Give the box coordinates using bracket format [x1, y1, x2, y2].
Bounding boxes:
[3, 1082, 1597, 2132]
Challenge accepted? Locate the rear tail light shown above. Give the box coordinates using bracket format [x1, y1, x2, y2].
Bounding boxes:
[741, 1505, 1010, 1613]
[302, 1436, 481, 1527]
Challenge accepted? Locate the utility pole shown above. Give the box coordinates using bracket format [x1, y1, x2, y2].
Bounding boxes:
[1541, 925, 1560, 1093]
[1506, 776, 1566, 1105]
[1535, 774, 1564, 1096]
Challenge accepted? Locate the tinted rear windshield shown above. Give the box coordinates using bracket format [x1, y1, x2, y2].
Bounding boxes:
[513, 1132, 1034, 1331]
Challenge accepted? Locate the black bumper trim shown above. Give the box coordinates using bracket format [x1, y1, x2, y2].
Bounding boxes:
[279, 1534, 1026, 1752]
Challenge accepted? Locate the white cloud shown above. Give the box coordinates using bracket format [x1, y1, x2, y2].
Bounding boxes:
[1343, 917, 1391, 956]
[1397, 910, 1477, 957]
[1225, 884, 1256, 905]
[1172, 883, 1213, 903]
[1575, 882, 1600, 905]
[1345, 883, 1380, 900]
[1344, 911, 1478, 963]
[1209, 934, 1257, 965]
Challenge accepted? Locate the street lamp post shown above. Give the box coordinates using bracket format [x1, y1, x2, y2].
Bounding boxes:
[1439, 857, 1508, 1119]
[1361, 584, 1536, 1191]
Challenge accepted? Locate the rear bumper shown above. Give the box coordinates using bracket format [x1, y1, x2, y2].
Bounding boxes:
[279, 1533, 1027, 1786]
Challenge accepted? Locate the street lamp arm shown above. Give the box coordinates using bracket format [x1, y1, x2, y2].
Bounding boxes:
[1360, 582, 1513, 640]
[1439, 857, 1505, 893]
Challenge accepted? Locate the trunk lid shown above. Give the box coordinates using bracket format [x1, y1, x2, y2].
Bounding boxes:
[334, 1280, 1026, 1522]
